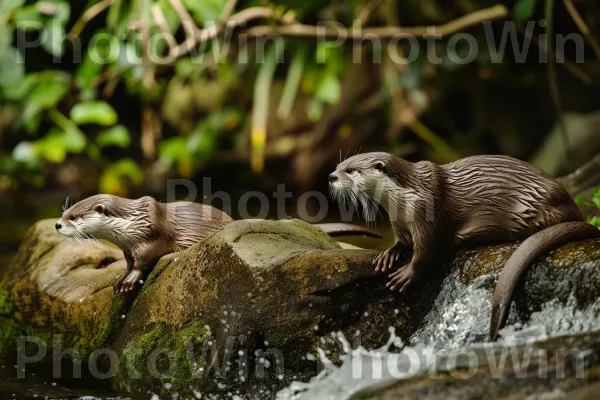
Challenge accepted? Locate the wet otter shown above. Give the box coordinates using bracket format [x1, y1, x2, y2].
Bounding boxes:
[56, 194, 382, 294]
[328, 152, 600, 341]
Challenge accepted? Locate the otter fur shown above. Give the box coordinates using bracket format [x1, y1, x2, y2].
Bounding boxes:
[328, 152, 600, 341]
[56, 194, 382, 294]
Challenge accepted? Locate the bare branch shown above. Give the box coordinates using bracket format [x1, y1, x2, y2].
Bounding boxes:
[159, 4, 508, 63]
[70, 0, 116, 35]
[220, 0, 239, 23]
[242, 4, 508, 39]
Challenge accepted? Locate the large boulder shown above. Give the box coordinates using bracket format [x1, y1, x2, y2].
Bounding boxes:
[0, 219, 129, 362]
[111, 219, 420, 396]
[1, 218, 599, 398]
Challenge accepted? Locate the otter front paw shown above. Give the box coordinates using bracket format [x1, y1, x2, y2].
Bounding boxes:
[387, 265, 417, 292]
[120, 270, 143, 293]
[113, 271, 130, 294]
[373, 247, 402, 272]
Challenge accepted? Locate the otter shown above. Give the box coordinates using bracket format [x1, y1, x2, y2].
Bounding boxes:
[56, 195, 382, 294]
[328, 152, 600, 341]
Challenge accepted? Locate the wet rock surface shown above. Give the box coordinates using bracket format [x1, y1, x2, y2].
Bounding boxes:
[1, 218, 599, 398]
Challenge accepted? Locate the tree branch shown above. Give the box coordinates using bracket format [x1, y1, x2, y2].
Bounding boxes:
[161, 4, 508, 63]
[242, 4, 508, 39]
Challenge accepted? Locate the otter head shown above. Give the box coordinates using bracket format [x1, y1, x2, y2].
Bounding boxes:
[56, 194, 129, 243]
[328, 152, 396, 221]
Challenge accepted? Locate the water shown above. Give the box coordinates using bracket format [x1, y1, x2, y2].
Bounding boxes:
[276, 273, 600, 400]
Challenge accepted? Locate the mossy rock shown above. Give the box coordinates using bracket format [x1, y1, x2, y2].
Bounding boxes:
[453, 239, 600, 317]
[112, 219, 437, 397]
[0, 219, 130, 365]
[3, 218, 600, 398]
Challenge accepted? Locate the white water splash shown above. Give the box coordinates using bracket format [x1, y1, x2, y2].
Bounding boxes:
[278, 273, 600, 400]
[277, 328, 439, 400]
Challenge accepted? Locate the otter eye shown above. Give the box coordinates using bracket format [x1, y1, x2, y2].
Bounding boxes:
[69, 215, 78, 221]
[346, 168, 356, 174]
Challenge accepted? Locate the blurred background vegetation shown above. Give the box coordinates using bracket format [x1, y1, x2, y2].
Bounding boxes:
[1, 0, 600, 261]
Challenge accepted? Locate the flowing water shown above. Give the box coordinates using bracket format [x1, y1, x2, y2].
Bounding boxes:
[276, 273, 600, 400]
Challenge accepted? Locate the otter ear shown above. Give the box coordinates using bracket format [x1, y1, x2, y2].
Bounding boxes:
[374, 161, 386, 173]
[95, 204, 106, 214]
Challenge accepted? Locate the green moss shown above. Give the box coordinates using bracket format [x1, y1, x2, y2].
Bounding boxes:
[131, 254, 176, 310]
[117, 320, 209, 393]
[0, 287, 12, 315]
[70, 302, 124, 359]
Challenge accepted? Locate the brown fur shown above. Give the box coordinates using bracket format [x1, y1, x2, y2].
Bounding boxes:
[57, 194, 381, 294]
[329, 152, 598, 341]
[57, 195, 233, 293]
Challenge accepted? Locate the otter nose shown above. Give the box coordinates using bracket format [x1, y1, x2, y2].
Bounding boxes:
[55, 222, 62, 231]
[328, 173, 339, 183]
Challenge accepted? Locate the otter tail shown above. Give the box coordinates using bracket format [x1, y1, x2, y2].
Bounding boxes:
[314, 223, 383, 239]
[488, 221, 600, 341]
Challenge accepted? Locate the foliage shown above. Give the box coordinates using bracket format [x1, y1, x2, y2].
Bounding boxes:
[0, 0, 586, 195]
[576, 187, 600, 228]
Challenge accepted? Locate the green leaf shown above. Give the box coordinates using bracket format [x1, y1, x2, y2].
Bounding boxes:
[315, 71, 341, 105]
[159, 137, 186, 164]
[12, 6, 44, 28]
[307, 98, 323, 121]
[2, 73, 38, 100]
[61, 128, 86, 152]
[0, 46, 24, 89]
[50, 128, 85, 151]
[31, 126, 86, 163]
[181, 0, 225, 24]
[99, 158, 144, 194]
[277, 45, 308, 119]
[514, 0, 539, 24]
[96, 125, 130, 148]
[70, 101, 118, 126]
[587, 216, 600, 228]
[75, 51, 103, 89]
[0, 24, 11, 51]
[592, 193, 600, 209]
[106, 0, 123, 30]
[188, 126, 216, 160]
[26, 79, 69, 109]
[575, 195, 586, 206]
[3, 0, 25, 10]
[33, 129, 67, 163]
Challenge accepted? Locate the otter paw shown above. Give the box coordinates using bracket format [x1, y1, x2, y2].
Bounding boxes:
[120, 270, 143, 293]
[387, 265, 416, 292]
[113, 271, 130, 294]
[373, 247, 402, 273]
